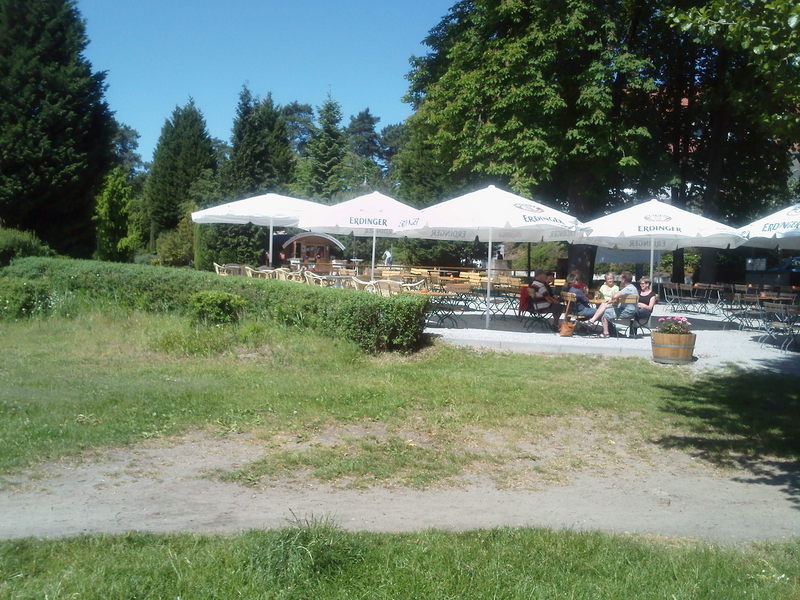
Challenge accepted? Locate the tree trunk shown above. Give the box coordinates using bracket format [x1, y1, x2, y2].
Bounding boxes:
[671, 248, 685, 283]
[665, 46, 696, 286]
[698, 50, 732, 284]
[565, 171, 598, 284]
[568, 244, 597, 285]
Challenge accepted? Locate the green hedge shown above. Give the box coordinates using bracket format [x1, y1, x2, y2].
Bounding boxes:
[0, 228, 54, 267]
[1, 257, 428, 352]
[0, 276, 53, 319]
[187, 290, 248, 325]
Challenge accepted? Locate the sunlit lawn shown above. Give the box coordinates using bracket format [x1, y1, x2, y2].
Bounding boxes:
[2, 310, 798, 487]
[1, 523, 799, 600]
[3, 311, 800, 599]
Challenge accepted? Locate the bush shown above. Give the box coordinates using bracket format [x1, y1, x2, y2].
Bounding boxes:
[188, 290, 248, 325]
[245, 518, 364, 585]
[0, 228, 53, 267]
[1, 257, 428, 352]
[0, 276, 53, 319]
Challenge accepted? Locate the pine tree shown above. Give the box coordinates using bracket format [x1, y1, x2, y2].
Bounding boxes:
[0, 0, 114, 256]
[202, 86, 294, 270]
[346, 108, 381, 161]
[304, 96, 347, 200]
[281, 101, 315, 156]
[145, 100, 216, 244]
[221, 86, 294, 197]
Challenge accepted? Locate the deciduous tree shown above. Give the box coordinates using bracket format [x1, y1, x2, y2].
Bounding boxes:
[93, 167, 133, 262]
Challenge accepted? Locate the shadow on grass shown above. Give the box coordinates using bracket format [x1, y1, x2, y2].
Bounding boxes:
[655, 363, 800, 507]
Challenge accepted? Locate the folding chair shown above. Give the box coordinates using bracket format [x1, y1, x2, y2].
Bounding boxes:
[661, 282, 682, 312]
[678, 284, 704, 313]
[515, 286, 551, 332]
[758, 302, 800, 351]
[609, 294, 639, 337]
[631, 312, 652, 336]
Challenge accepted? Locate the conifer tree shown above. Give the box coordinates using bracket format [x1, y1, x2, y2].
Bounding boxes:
[0, 0, 114, 256]
[346, 108, 382, 161]
[202, 86, 295, 270]
[281, 101, 315, 156]
[145, 100, 216, 244]
[304, 96, 347, 200]
[221, 86, 294, 197]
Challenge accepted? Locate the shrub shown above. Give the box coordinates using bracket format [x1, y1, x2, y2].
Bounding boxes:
[188, 290, 248, 325]
[155, 212, 194, 267]
[245, 517, 364, 585]
[0, 228, 53, 267]
[1, 257, 428, 352]
[0, 276, 52, 319]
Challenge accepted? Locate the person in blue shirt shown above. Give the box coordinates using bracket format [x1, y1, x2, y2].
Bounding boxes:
[599, 271, 638, 337]
[565, 273, 595, 319]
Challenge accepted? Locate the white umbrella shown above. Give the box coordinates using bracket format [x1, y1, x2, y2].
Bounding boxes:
[581, 199, 746, 280]
[399, 185, 583, 328]
[297, 191, 422, 275]
[737, 203, 800, 250]
[191, 193, 322, 266]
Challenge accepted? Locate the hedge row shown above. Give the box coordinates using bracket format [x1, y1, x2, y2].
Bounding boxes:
[0, 257, 429, 352]
[0, 276, 53, 320]
[0, 227, 53, 267]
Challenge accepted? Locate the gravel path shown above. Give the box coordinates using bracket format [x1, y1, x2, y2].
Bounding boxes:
[2, 431, 798, 544]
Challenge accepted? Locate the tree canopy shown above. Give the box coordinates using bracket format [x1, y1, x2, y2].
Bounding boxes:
[144, 100, 216, 245]
[404, 0, 799, 223]
[405, 0, 653, 218]
[298, 96, 348, 201]
[221, 86, 294, 197]
[0, 0, 114, 256]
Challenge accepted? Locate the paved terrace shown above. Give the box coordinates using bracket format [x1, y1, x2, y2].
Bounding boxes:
[427, 303, 800, 376]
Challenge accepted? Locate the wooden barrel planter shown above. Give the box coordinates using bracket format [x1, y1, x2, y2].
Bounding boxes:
[651, 332, 696, 364]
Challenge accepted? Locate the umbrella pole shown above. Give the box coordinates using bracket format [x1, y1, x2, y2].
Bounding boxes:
[649, 236, 654, 281]
[485, 230, 493, 329]
[268, 218, 274, 267]
[370, 229, 377, 277]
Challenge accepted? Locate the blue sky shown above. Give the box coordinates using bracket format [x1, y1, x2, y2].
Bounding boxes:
[77, 0, 454, 162]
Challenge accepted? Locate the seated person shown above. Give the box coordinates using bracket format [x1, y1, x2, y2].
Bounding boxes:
[635, 277, 658, 321]
[599, 271, 638, 337]
[529, 270, 562, 331]
[597, 272, 618, 301]
[565, 273, 595, 319]
[568, 269, 588, 293]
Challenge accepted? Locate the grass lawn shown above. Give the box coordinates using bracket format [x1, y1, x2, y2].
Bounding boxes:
[1, 310, 799, 486]
[2, 311, 800, 598]
[2, 521, 799, 599]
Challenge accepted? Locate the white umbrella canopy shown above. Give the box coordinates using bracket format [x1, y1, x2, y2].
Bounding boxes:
[581, 198, 746, 279]
[403, 185, 582, 244]
[298, 191, 423, 274]
[399, 185, 583, 328]
[191, 193, 323, 266]
[737, 203, 800, 250]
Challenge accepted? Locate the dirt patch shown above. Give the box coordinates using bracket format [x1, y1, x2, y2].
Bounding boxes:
[2, 426, 798, 543]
